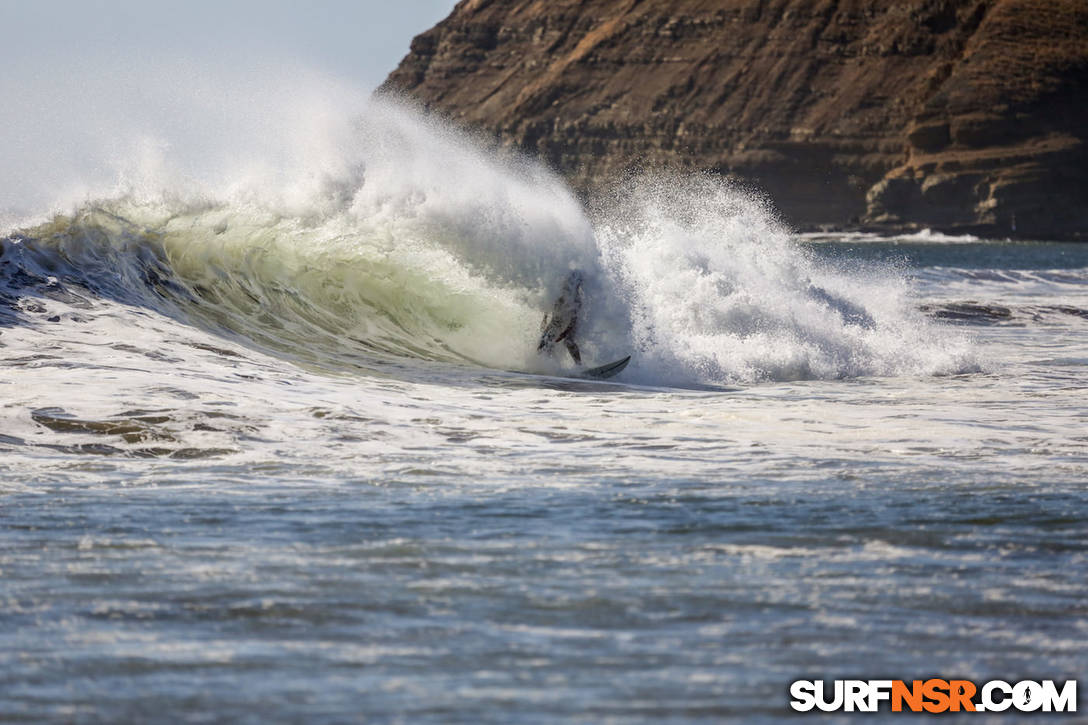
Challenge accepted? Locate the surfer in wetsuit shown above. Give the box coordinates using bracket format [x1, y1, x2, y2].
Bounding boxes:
[537, 270, 583, 365]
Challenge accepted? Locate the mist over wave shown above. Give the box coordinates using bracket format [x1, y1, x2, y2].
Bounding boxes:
[592, 174, 977, 383]
[1, 63, 976, 385]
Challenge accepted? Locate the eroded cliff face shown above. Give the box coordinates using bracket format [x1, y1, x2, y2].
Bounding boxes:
[382, 0, 1087, 239]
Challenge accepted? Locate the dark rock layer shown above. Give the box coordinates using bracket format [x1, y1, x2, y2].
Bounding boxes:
[381, 0, 1088, 239]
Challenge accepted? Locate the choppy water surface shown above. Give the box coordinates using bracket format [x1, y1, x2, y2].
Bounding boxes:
[2, 100, 1086, 722]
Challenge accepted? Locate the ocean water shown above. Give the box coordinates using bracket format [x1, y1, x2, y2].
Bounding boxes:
[1, 97, 1086, 723]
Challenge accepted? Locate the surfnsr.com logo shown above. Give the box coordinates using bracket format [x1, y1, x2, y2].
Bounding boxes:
[789, 679, 1077, 713]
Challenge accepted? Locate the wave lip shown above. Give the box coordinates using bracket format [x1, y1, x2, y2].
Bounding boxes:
[3, 93, 979, 386]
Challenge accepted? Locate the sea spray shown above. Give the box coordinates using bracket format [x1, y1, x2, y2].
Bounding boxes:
[2, 64, 974, 384]
[591, 172, 977, 384]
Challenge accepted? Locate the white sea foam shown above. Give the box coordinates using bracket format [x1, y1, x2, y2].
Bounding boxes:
[797, 229, 982, 244]
[2, 60, 976, 385]
[591, 174, 977, 384]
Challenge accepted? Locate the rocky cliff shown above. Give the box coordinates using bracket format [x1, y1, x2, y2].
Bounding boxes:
[381, 0, 1088, 239]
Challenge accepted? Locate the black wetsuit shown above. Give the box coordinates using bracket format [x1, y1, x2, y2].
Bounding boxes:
[537, 271, 583, 365]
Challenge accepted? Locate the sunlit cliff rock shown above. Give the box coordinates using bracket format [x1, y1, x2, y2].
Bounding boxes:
[382, 0, 1088, 239]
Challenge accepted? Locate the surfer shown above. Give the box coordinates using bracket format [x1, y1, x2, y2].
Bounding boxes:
[538, 270, 583, 365]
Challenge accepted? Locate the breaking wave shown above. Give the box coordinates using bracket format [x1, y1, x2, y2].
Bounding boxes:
[0, 70, 977, 386]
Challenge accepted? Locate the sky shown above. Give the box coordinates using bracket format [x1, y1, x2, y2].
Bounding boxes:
[1, 0, 459, 93]
[0, 1, 461, 218]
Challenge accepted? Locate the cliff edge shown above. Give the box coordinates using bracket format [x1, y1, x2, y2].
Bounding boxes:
[382, 0, 1088, 239]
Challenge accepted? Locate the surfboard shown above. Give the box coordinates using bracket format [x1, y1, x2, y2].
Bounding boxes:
[581, 355, 631, 380]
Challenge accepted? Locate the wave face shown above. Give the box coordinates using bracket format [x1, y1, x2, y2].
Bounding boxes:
[1, 92, 975, 386]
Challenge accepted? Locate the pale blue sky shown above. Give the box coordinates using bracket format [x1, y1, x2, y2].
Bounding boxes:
[2, 0, 459, 93]
[0, 1, 460, 218]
